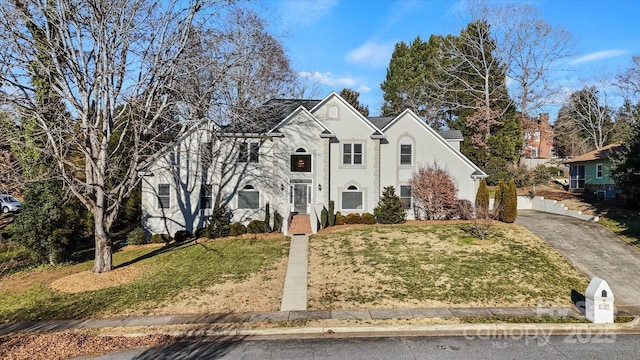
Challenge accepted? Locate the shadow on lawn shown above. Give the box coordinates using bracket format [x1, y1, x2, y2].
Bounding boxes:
[114, 240, 195, 269]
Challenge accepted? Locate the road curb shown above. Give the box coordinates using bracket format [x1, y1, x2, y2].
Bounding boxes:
[103, 316, 640, 340]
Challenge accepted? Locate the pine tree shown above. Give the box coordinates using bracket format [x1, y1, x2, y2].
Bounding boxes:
[374, 186, 406, 224]
[339, 88, 369, 117]
[611, 121, 640, 208]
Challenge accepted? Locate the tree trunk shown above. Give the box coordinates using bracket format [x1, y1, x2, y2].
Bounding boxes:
[93, 223, 113, 273]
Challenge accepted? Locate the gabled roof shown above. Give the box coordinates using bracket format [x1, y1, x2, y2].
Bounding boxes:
[221, 99, 321, 134]
[267, 104, 335, 138]
[565, 143, 623, 164]
[368, 116, 462, 140]
[310, 92, 382, 136]
[383, 109, 487, 177]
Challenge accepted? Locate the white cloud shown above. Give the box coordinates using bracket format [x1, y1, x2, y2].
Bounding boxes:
[571, 49, 629, 64]
[299, 71, 356, 87]
[280, 0, 338, 26]
[358, 84, 371, 93]
[346, 41, 396, 68]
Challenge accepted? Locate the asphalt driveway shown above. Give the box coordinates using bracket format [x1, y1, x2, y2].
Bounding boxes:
[516, 210, 640, 311]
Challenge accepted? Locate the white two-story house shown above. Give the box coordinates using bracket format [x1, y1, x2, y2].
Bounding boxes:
[140, 92, 487, 236]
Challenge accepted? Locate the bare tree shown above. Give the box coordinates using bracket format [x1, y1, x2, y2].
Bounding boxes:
[557, 86, 615, 151]
[471, 1, 573, 119]
[0, 0, 237, 273]
[617, 55, 640, 99]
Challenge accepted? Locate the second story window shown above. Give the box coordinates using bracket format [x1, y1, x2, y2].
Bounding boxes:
[239, 142, 259, 163]
[343, 143, 363, 165]
[400, 144, 412, 165]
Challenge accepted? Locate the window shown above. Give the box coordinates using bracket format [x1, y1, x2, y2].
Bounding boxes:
[529, 147, 538, 159]
[550, 146, 557, 158]
[400, 185, 411, 210]
[534, 131, 540, 142]
[291, 155, 312, 172]
[343, 143, 363, 165]
[158, 184, 170, 209]
[290, 148, 311, 172]
[239, 142, 259, 163]
[200, 184, 213, 209]
[400, 144, 412, 165]
[596, 163, 603, 179]
[342, 185, 363, 210]
[328, 105, 338, 118]
[238, 185, 259, 209]
[569, 165, 585, 189]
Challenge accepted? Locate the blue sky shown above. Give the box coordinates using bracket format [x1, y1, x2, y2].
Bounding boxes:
[255, 0, 640, 119]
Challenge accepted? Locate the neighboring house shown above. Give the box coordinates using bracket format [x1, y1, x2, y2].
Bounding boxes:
[140, 92, 487, 236]
[565, 143, 622, 199]
[521, 113, 557, 167]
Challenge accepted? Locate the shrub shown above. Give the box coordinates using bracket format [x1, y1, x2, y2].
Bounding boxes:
[229, 222, 247, 236]
[501, 179, 518, 223]
[247, 220, 268, 234]
[475, 178, 489, 212]
[174, 230, 192, 242]
[373, 186, 406, 224]
[328, 200, 335, 226]
[320, 207, 328, 229]
[206, 203, 232, 238]
[273, 210, 283, 233]
[409, 164, 458, 220]
[362, 212, 376, 224]
[194, 228, 208, 239]
[335, 212, 345, 225]
[452, 200, 474, 220]
[264, 202, 272, 232]
[150, 233, 171, 244]
[494, 179, 505, 216]
[126, 228, 147, 245]
[345, 213, 362, 224]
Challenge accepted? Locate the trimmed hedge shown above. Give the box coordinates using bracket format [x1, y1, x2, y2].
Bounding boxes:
[247, 220, 268, 234]
[229, 222, 247, 236]
[345, 213, 363, 224]
[173, 230, 192, 243]
[362, 213, 376, 224]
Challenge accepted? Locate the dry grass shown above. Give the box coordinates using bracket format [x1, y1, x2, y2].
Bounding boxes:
[308, 223, 588, 310]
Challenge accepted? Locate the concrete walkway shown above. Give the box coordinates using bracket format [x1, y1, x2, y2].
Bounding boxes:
[516, 210, 640, 312]
[280, 235, 309, 311]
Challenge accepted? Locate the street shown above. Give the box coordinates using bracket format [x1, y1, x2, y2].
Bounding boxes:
[76, 334, 640, 359]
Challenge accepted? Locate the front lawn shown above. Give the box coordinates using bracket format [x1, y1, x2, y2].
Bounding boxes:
[308, 223, 588, 309]
[0, 236, 288, 322]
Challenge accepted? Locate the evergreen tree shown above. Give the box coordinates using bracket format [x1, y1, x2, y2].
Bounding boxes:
[374, 186, 406, 224]
[339, 88, 369, 117]
[501, 179, 518, 223]
[611, 122, 640, 208]
[475, 178, 490, 212]
[494, 179, 505, 218]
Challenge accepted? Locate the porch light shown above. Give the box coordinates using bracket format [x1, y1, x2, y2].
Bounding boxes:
[318, 184, 322, 191]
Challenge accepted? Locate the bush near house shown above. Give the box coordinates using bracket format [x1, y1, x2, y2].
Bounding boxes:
[328, 201, 335, 227]
[273, 210, 283, 233]
[126, 228, 147, 245]
[335, 212, 345, 225]
[150, 234, 171, 244]
[229, 222, 247, 236]
[206, 203, 232, 238]
[362, 213, 376, 224]
[247, 220, 268, 234]
[320, 207, 328, 229]
[409, 164, 458, 220]
[373, 186, 406, 224]
[501, 179, 518, 223]
[345, 213, 363, 224]
[173, 230, 192, 243]
[475, 178, 490, 212]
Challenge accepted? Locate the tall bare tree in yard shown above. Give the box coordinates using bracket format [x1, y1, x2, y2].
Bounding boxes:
[470, 1, 573, 120]
[557, 86, 615, 152]
[0, 0, 238, 273]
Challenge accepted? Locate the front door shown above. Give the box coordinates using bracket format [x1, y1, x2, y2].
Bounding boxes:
[293, 184, 308, 214]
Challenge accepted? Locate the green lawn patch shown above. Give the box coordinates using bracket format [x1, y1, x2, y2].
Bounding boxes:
[309, 224, 588, 309]
[599, 213, 640, 247]
[0, 237, 287, 321]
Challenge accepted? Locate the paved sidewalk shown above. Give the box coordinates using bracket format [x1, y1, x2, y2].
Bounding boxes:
[280, 235, 309, 311]
[516, 210, 640, 310]
[1, 306, 602, 336]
